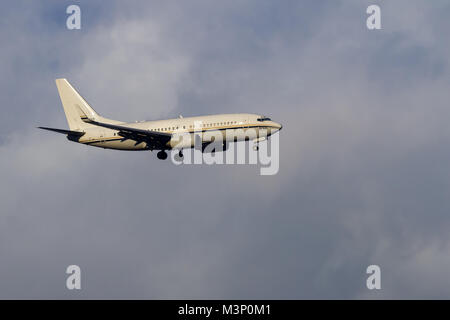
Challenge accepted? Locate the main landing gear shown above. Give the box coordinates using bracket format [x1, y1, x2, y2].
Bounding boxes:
[156, 150, 183, 160]
[157, 150, 168, 160]
[174, 149, 184, 162]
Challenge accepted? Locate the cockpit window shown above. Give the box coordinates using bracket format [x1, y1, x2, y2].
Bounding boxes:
[257, 116, 271, 122]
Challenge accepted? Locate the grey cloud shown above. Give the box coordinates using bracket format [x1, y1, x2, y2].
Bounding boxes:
[1, 0, 450, 299]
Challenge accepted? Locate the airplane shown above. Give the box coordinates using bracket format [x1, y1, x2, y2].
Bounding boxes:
[38, 79, 282, 160]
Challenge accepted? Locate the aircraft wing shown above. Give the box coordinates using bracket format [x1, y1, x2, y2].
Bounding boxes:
[83, 118, 172, 149]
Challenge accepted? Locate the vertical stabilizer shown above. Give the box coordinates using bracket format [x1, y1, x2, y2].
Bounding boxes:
[55, 78, 102, 131]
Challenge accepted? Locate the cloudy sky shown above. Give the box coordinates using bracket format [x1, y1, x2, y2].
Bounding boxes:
[1, 0, 450, 299]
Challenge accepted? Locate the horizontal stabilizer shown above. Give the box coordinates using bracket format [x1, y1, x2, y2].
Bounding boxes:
[38, 127, 85, 136]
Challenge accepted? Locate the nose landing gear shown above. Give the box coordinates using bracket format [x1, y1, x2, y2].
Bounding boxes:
[252, 136, 266, 151]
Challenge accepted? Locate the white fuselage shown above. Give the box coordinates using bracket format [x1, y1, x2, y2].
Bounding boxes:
[76, 113, 282, 151]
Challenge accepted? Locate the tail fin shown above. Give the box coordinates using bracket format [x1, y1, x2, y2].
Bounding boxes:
[55, 79, 102, 131]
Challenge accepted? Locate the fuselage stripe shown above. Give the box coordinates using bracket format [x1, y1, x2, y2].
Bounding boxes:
[79, 124, 275, 144]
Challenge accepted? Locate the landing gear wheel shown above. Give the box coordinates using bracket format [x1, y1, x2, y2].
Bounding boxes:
[157, 150, 168, 160]
[253, 145, 259, 151]
[174, 150, 184, 162]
